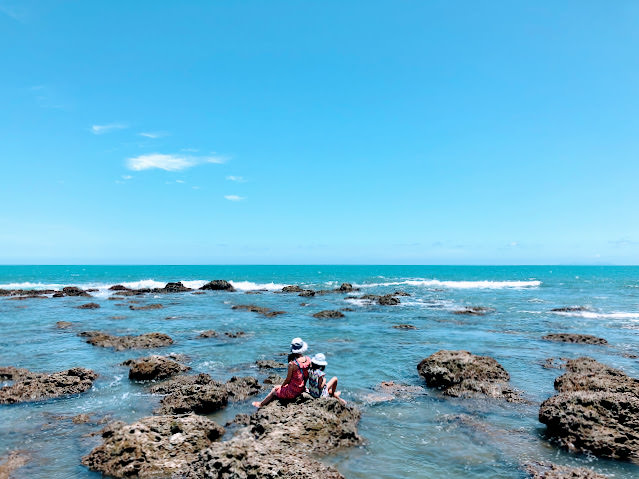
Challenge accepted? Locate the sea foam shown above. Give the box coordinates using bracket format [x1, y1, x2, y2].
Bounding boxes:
[353, 279, 541, 289]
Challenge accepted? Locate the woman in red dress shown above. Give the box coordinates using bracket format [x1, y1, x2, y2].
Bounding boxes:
[252, 337, 311, 408]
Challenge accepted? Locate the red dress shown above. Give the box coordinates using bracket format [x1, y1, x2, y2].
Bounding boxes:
[276, 356, 310, 399]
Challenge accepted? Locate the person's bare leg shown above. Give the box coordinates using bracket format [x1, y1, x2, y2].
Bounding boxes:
[326, 377, 347, 405]
[252, 387, 278, 408]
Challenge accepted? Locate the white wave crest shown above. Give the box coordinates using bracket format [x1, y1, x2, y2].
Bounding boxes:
[229, 280, 287, 291]
[353, 279, 541, 290]
[0, 282, 64, 290]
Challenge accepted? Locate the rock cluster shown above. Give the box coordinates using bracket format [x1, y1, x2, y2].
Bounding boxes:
[453, 306, 495, 315]
[417, 350, 521, 402]
[542, 333, 607, 345]
[539, 357, 639, 462]
[524, 461, 608, 479]
[231, 304, 285, 317]
[122, 355, 190, 381]
[129, 303, 164, 310]
[0, 367, 97, 404]
[200, 280, 235, 292]
[312, 310, 345, 319]
[79, 331, 173, 350]
[77, 302, 100, 309]
[0, 451, 30, 478]
[82, 414, 224, 478]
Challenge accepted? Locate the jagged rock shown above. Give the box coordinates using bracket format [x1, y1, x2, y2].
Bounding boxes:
[393, 290, 411, 296]
[0, 451, 30, 479]
[79, 331, 173, 350]
[255, 360, 286, 370]
[299, 290, 316, 297]
[551, 306, 589, 313]
[199, 330, 218, 338]
[82, 414, 224, 478]
[539, 357, 639, 462]
[224, 331, 246, 339]
[200, 280, 235, 292]
[542, 358, 568, 369]
[72, 413, 92, 424]
[378, 295, 400, 305]
[56, 321, 72, 329]
[162, 282, 192, 293]
[312, 310, 345, 319]
[281, 285, 303, 293]
[524, 461, 608, 479]
[336, 283, 355, 292]
[52, 292, 64, 297]
[0, 367, 97, 404]
[231, 304, 285, 317]
[542, 334, 607, 345]
[174, 435, 345, 479]
[77, 302, 100, 309]
[130, 303, 164, 310]
[225, 376, 261, 401]
[152, 374, 228, 415]
[263, 374, 285, 385]
[417, 350, 521, 402]
[108, 284, 130, 291]
[453, 306, 495, 315]
[62, 286, 90, 297]
[393, 324, 417, 330]
[122, 355, 190, 381]
[225, 413, 251, 427]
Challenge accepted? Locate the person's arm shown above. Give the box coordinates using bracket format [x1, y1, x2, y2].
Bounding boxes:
[281, 362, 294, 386]
[319, 374, 326, 390]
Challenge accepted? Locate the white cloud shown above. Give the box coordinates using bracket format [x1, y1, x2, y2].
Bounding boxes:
[122, 175, 133, 180]
[192, 186, 201, 190]
[226, 175, 246, 182]
[175, 179, 185, 183]
[224, 195, 245, 201]
[126, 153, 225, 171]
[138, 131, 168, 139]
[91, 123, 127, 135]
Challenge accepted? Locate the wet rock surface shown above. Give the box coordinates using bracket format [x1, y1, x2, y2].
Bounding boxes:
[82, 414, 224, 478]
[313, 310, 345, 319]
[231, 304, 285, 317]
[0, 450, 30, 479]
[281, 285, 303, 293]
[162, 282, 192, 293]
[130, 303, 164, 310]
[542, 333, 607, 345]
[62, 286, 91, 297]
[550, 306, 589, 313]
[0, 367, 97, 404]
[453, 306, 495, 315]
[524, 461, 609, 479]
[200, 280, 235, 291]
[539, 357, 639, 462]
[393, 324, 417, 330]
[225, 376, 261, 401]
[417, 350, 521, 402]
[255, 360, 286, 370]
[79, 331, 174, 350]
[77, 302, 100, 309]
[122, 355, 190, 381]
[375, 381, 426, 399]
[56, 321, 72, 329]
[378, 294, 400, 305]
[198, 330, 218, 338]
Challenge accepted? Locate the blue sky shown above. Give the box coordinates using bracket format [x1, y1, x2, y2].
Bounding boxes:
[1, 1, 638, 264]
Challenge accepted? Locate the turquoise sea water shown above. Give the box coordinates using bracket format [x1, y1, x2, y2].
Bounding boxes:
[1, 265, 638, 478]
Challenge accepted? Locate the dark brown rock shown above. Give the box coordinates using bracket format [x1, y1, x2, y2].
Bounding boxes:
[393, 324, 417, 330]
[198, 330, 218, 338]
[453, 306, 495, 315]
[281, 285, 303, 293]
[108, 284, 130, 291]
[231, 304, 285, 317]
[129, 303, 164, 310]
[524, 461, 608, 479]
[0, 367, 97, 404]
[82, 414, 224, 478]
[417, 350, 521, 402]
[551, 306, 589, 313]
[336, 282, 355, 292]
[299, 289, 316, 297]
[542, 333, 607, 345]
[200, 280, 235, 292]
[313, 310, 345, 319]
[378, 295, 400, 305]
[77, 302, 100, 309]
[255, 360, 286, 370]
[79, 331, 173, 350]
[225, 376, 261, 401]
[122, 355, 190, 381]
[161, 282, 192, 293]
[151, 374, 228, 415]
[224, 331, 246, 338]
[62, 286, 90, 297]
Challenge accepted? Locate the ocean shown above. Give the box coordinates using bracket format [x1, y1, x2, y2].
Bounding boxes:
[1, 265, 638, 478]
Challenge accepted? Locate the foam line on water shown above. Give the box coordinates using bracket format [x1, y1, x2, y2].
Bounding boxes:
[353, 279, 542, 289]
[552, 311, 639, 319]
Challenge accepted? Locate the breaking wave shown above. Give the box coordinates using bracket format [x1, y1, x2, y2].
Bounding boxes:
[353, 279, 541, 290]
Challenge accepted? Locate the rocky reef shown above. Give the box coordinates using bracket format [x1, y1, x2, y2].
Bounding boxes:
[542, 333, 607, 345]
[122, 355, 190, 381]
[79, 331, 173, 350]
[417, 350, 521, 402]
[0, 366, 97, 404]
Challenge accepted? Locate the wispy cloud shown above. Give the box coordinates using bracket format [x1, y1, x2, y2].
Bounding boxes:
[226, 175, 246, 182]
[175, 179, 185, 183]
[138, 131, 168, 139]
[610, 239, 638, 248]
[92, 123, 127, 135]
[127, 153, 225, 171]
[0, 3, 27, 21]
[224, 195, 245, 201]
[122, 175, 133, 180]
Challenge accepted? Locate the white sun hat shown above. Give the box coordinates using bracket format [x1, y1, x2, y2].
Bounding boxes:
[311, 353, 328, 366]
[290, 337, 308, 354]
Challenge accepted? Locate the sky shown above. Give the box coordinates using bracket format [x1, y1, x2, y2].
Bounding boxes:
[1, 0, 638, 264]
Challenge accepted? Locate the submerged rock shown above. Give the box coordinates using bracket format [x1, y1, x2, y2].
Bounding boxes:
[0, 367, 97, 404]
[542, 333, 607, 345]
[82, 414, 224, 479]
[56, 321, 73, 329]
[198, 330, 218, 338]
[393, 324, 417, 330]
[77, 302, 100, 309]
[108, 284, 130, 291]
[281, 285, 303, 293]
[122, 355, 190, 381]
[524, 461, 608, 479]
[231, 304, 285, 317]
[453, 306, 495, 315]
[200, 280, 235, 291]
[375, 381, 426, 399]
[550, 306, 589, 313]
[225, 376, 261, 401]
[417, 350, 521, 402]
[79, 331, 174, 350]
[129, 303, 164, 310]
[312, 310, 345, 319]
[299, 289, 316, 297]
[224, 331, 246, 338]
[539, 357, 639, 462]
[378, 295, 400, 305]
[0, 450, 30, 479]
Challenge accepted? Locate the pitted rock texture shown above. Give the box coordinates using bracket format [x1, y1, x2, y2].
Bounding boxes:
[82, 414, 224, 478]
[79, 331, 173, 350]
[524, 461, 608, 479]
[542, 333, 607, 345]
[417, 350, 521, 402]
[0, 367, 97, 404]
[122, 355, 190, 381]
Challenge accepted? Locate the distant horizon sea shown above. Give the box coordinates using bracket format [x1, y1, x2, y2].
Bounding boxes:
[1, 265, 638, 478]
